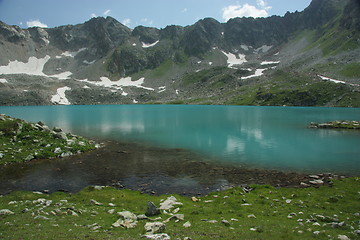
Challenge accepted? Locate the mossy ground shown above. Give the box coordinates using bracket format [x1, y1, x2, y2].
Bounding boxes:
[0, 178, 359, 240]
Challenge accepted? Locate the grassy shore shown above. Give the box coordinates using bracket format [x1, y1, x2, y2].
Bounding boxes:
[0, 114, 97, 165]
[0, 178, 359, 240]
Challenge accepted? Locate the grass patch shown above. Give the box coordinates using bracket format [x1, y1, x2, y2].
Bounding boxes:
[0, 178, 359, 239]
[340, 63, 360, 78]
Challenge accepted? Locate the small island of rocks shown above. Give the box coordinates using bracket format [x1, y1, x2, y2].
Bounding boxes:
[309, 120, 360, 130]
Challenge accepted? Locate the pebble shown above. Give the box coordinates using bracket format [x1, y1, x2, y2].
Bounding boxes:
[0, 209, 15, 215]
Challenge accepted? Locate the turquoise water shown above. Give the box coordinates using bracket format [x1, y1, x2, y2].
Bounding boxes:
[1, 105, 359, 174]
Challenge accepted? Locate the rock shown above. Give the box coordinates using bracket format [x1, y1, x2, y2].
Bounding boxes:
[159, 196, 183, 210]
[309, 179, 324, 185]
[247, 214, 256, 219]
[338, 235, 350, 240]
[142, 233, 171, 240]
[146, 201, 161, 216]
[164, 214, 184, 223]
[24, 154, 34, 161]
[0, 209, 15, 215]
[53, 127, 63, 133]
[144, 222, 166, 234]
[117, 210, 137, 221]
[191, 197, 199, 202]
[54, 147, 62, 154]
[183, 221, 191, 228]
[309, 175, 320, 179]
[60, 152, 72, 158]
[53, 131, 68, 141]
[221, 220, 231, 227]
[112, 218, 138, 229]
[0, 153, 4, 159]
[90, 199, 102, 206]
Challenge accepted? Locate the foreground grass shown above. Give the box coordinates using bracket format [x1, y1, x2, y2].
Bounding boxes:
[0, 178, 359, 240]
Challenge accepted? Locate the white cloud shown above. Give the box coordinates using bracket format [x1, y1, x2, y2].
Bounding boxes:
[141, 18, 154, 25]
[26, 20, 48, 28]
[182, 8, 188, 13]
[91, 13, 97, 18]
[122, 18, 131, 27]
[222, 0, 271, 21]
[103, 9, 111, 15]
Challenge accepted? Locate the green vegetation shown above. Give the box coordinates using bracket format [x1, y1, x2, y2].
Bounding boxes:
[0, 178, 359, 239]
[227, 70, 360, 107]
[340, 63, 360, 78]
[0, 115, 97, 165]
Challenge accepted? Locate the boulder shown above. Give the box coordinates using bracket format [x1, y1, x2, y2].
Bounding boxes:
[146, 201, 161, 216]
[144, 222, 166, 234]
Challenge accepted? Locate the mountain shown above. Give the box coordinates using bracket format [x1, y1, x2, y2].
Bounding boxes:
[0, 0, 359, 107]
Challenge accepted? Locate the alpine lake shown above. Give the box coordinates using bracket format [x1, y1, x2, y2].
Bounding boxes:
[0, 105, 359, 195]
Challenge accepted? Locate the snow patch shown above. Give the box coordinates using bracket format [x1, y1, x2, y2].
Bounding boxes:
[142, 40, 159, 48]
[261, 61, 280, 65]
[0, 56, 72, 80]
[255, 45, 272, 53]
[158, 86, 166, 93]
[241, 69, 266, 80]
[241, 45, 249, 51]
[318, 75, 346, 84]
[57, 48, 87, 58]
[317, 75, 360, 87]
[0, 78, 8, 83]
[78, 76, 154, 93]
[51, 87, 71, 105]
[0, 56, 51, 76]
[222, 51, 247, 68]
[83, 60, 96, 65]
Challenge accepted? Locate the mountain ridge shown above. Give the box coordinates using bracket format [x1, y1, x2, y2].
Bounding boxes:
[0, 0, 359, 107]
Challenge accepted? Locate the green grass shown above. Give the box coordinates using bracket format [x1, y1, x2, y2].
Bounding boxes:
[0, 115, 96, 165]
[340, 63, 360, 78]
[0, 178, 359, 239]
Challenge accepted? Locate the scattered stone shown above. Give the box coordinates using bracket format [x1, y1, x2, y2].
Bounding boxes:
[338, 235, 350, 240]
[146, 201, 161, 216]
[0, 209, 15, 215]
[191, 197, 199, 202]
[221, 219, 231, 227]
[159, 196, 183, 210]
[90, 199, 102, 206]
[60, 152, 72, 158]
[309, 179, 324, 185]
[144, 222, 166, 234]
[24, 154, 34, 161]
[309, 175, 320, 179]
[164, 214, 184, 223]
[34, 215, 50, 220]
[183, 221, 191, 228]
[0, 153, 4, 159]
[108, 203, 116, 207]
[247, 214, 256, 219]
[108, 209, 115, 214]
[142, 233, 171, 240]
[54, 148, 62, 154]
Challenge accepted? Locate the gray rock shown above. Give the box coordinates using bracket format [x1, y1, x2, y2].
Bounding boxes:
[53, 131, 68, 141]
[53, 127, 63, 133]
[24, 154, 34, 161]
[183, 221, 191, 228]
[0, 153, 4, 159]
[144, 222, 166, 234]
[146, 201, 161, 216]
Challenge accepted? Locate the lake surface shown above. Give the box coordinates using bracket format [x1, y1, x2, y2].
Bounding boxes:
[1, 105, 359, 175]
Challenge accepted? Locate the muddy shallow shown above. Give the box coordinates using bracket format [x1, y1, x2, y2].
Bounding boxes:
[0, 140, 340, 196]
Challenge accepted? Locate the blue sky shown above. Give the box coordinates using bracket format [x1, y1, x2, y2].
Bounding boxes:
[0, 0, 312, 29]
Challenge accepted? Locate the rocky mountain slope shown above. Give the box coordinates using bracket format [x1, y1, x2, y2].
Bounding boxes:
[0, 0, 359, 107]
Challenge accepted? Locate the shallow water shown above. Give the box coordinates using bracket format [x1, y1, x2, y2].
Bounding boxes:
[1, 105, 359, 174]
